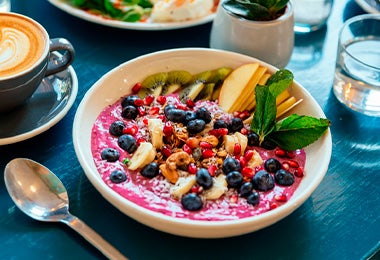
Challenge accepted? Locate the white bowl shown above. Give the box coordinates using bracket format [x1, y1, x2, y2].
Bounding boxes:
[73, 48, 332, 238]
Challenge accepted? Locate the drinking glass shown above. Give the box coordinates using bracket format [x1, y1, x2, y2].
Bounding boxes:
[333, 14, 380, 116]
[293, 0, 333, 33]
[0, 0, 10, 12]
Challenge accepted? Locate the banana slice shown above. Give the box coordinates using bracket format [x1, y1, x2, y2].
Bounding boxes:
[148, 118, 164, 149]
[203, 174, 227, 200]
[128, 142, 156, 170]
[223, 134, 238, 154]
[170, 175, 196, 199]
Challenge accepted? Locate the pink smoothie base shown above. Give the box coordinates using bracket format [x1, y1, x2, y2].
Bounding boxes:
[91, 97, 306, 221]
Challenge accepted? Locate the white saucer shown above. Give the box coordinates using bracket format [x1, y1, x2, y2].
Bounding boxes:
[0, 56, 78, 145]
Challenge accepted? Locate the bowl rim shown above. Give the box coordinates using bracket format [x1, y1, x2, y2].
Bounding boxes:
[73, 47, 332, 238]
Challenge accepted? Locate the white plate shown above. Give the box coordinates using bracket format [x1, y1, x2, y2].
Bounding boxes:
[0, 54, 78, 145]
[48, 0, 216, 30]
[355, 0, 380, 13]
[73, 48, 332, 238]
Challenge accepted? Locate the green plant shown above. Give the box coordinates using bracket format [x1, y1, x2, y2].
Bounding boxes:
[222, 0, 290, 21]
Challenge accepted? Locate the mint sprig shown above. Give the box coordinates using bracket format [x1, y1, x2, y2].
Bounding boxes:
[250, 69, 330, 150]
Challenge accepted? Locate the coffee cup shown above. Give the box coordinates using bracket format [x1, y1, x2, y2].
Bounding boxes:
[0, 12, 75, 112]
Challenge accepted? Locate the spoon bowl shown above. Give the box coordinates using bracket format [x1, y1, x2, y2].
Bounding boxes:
[4, 158, 128, 260]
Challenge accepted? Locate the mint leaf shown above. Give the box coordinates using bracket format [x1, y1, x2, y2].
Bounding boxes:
[267, 69, 294, 97]
[269, 114, 330, 150]
[250, 85, 277, 144]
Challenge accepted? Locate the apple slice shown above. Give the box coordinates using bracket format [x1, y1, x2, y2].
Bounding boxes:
[218, 63, 259, 113]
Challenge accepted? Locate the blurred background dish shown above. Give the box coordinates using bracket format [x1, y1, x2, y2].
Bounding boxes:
[48, 0, 217, 30]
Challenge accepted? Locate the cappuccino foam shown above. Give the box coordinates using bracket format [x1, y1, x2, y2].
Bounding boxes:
[0, 14, 47, 78]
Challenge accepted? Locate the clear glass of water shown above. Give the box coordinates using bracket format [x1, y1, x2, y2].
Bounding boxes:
[293, 0, 333, 33]
[333, 14, 380, 117]
[0, 0, 10, 12]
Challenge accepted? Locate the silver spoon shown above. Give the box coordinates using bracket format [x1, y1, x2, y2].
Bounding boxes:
[4, 158, 128, 260]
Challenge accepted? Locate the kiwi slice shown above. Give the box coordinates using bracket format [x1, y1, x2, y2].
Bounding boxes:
[178, 70, 213, 101]
[140, 72, 168, 97]
[209, 67, 233, 84]
[196, 83, 215, 101]
[162, 70, 192, 95]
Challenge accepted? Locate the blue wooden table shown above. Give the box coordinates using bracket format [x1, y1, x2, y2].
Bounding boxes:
[1, 0, 379, 259]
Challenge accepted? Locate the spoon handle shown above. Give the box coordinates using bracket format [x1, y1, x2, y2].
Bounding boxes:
[61, 213, 129, 260]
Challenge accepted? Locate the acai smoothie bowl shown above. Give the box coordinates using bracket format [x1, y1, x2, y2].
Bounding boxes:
[73, 48, 332, 238]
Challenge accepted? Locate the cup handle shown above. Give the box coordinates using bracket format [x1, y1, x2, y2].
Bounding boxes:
[45, 38, 75, 77]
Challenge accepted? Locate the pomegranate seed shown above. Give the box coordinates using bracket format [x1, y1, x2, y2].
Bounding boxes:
[241, 167, 255, 179]
[238, 110, 250, 120]
[230, 194, 238, 203]
[244, 150, 255, 162]
[286, 150, 296, 158]
[288, 159, 299, 168]
[142, 118, 149, 125]
[144, 95, 154, 105]
[149, 106, 160, 115]
[275, 194, 287, 202]
[208, 164, 217, 177]
[123, 125, 138, 135]
[136, 137, 145, 145]
[156, 96, 166, 105]
[191, 185, 201, 193]
[186, 99, 195, 108]
[218, 128, 229, 136]
[281, 162, 290, 171]
[233, 111, 240, 117]
[183, 144, 192, 154]
[294, 167, 304, 177]
[188, 163, 197, 175]
[199, 141, 212, 149]
[132, 82, 142, 93]
[137, 107, 146, 116]
[163, 121, 173, 136]
[239, 156, 246, 168]
[157, 114, 165, 121]
[270, 203, 278, 210]
[176, 103, 187, 110]
[161, 146, 172, 158]
[275, 148, 286, 157]
[233, 143, 241, 155]
[202, 149, 214, 158]
[208, 129, 219, 137]
[186, 137, 199, 149]
[133, 98, 144, 107]
[240, 128, 248, 135]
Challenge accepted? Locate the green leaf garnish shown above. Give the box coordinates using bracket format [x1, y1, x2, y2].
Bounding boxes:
[123, 158, 131, 165]
[250, 69, 330, 150]
[269, 115, 330, 151]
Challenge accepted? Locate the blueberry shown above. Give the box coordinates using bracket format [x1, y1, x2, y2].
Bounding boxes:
[121, 95, 138, 108]
[226, 171, 243, 188]
[118, 134, 137, 153]
[195, 107, 212, 123]
[261, 138, 277, 150]
[101, 148, 120, 162]
[181, 193, 203, 211]
[247, 191, 260, 206]
[264, 158, 281, 173]
[121, 105, 138, 120]
[109, 170, 127, 183]
[109, 121, 125, 136]
[166, 108, 187, 123]
[252, 170, 275, 191]
[222, 157, 241, 174]
[163, 104, 176, 117]
[141, 162, 159, 179]
[228, 118, 244, 133]
[239, 182, 253, 197]
[196, 168, 213, 189]
[275, 169, 295, 186]
[187, 119, 206, 134]
[185, 111, 197, 123]
[213, 119, 228, 129]
[247, 132, 260, 146]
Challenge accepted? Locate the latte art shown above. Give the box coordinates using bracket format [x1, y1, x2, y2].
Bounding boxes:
[0, 15, 46, 78]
